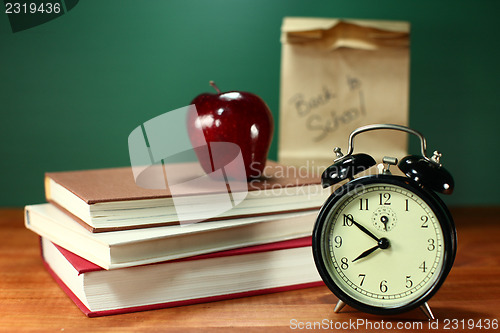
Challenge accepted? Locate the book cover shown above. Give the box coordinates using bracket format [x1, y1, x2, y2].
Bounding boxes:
[26, 203, 318, 269]
[46, 161, 321, 204]
[45, 161, 327, 232]
[41, 237, 324, 317]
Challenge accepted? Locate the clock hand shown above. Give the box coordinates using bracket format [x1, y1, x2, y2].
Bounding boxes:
[352, 237, 390, 263]
[352, 244, 379, 262]
[345, 215, 380, 242]
[380, 216, 389, 231]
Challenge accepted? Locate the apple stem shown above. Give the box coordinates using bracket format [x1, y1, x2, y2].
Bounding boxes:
[209, 81, 221, 94]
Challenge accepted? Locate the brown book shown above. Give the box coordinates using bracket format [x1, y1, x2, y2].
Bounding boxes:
[45, 161, 328, 232]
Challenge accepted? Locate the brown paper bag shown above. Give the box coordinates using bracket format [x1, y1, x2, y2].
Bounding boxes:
[278, 17, 410, 169]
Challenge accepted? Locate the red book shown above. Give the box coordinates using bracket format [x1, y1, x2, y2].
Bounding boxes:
[41, 236, 323, 317]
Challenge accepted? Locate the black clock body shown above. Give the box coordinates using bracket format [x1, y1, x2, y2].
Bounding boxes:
[312, 174, 457, 315]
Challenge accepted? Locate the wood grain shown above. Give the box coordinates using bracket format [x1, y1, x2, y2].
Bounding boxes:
[0, 207, 499, 332]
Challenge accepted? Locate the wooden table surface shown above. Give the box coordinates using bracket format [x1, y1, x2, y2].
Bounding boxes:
[1, 207, 499, 332]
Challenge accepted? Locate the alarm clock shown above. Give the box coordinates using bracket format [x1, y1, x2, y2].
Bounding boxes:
[312, 124, 456, 320]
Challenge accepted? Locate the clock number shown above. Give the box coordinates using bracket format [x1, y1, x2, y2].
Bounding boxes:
[406, 275, 413, 288]
[333, 236, 342, 248]
[419, 261, 427, 273]
[421, 215, 429, 228]
[358, 274, 366, 286]
[405, 199, 409, 211]
[340, 257, 349, 270]
[379, 193, 391, 205]
[359, 198, 369, 210]
[379, 280, 388, 293]
[343, 214, 353, 226]
[427, 238, 435, 251]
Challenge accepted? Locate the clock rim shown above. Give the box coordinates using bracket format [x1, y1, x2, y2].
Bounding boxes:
[312, 174, 457, 316]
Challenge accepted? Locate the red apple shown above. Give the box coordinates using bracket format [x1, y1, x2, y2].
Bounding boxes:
[187, 81, 274, 179]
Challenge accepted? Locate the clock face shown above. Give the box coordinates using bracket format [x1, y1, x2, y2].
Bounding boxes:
[316, 179, 448, 311]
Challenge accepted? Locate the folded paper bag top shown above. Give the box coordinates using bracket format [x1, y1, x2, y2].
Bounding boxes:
[281, 17, 410, 50]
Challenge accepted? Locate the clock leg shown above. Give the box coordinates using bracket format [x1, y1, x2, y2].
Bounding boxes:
[419, 302, 435, 320]
[333, 300, 346, 313]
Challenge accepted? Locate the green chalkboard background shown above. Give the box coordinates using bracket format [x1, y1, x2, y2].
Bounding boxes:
[1, 0, 499, 207]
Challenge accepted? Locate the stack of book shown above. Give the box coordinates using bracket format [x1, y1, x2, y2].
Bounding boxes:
[25, 161, 329, 317]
